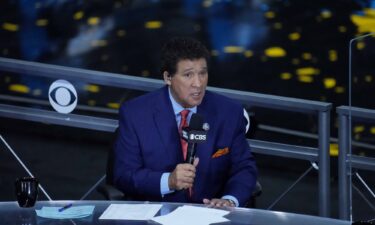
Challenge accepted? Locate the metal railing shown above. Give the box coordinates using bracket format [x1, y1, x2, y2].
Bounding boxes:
[0, 57, 332, 217]
[337, 106, 375, 220]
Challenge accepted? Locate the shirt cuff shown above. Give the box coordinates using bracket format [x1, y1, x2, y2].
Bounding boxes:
[222, 195, 239, 207]
[160, 172, 174, 196]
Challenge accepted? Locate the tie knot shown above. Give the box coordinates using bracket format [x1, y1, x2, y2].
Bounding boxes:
[180, 109, 190, 120]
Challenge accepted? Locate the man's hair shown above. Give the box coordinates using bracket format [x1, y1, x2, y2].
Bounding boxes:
[161, 37, 210, 76]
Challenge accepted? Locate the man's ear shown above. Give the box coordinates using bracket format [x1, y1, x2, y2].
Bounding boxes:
[163, 71, 171, 85]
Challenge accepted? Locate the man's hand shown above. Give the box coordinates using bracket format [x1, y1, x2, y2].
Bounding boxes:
[203, 198, 235, 208]
[169, 158, 199, 190]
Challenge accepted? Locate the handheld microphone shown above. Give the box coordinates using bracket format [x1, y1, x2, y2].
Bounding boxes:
[182, 114, 208, 164]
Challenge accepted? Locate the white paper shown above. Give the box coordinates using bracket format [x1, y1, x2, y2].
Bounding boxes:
[36, 205, 95, 219]
[152, 205, 230, 225]
[99, 204, 162, 220]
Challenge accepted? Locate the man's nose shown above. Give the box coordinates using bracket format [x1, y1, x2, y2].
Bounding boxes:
[192, 74, 202, 87]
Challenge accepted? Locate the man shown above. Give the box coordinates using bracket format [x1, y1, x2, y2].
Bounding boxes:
[114, 37, 257, 207]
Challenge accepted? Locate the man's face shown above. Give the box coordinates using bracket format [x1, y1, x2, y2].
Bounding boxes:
[164, 58, 208, 108]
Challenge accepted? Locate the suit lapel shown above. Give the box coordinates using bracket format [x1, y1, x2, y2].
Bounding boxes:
[153, 87, 184, 163]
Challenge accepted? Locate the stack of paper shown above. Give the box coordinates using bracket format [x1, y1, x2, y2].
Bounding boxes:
[152, 205, 230, 225]
[99, 204, 163, 220]
[35, 205, 95, 219]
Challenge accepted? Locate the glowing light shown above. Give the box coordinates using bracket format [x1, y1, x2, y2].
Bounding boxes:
[370, 127, 375, 134]
[74, 11, 84, 20]
[280, 72, 292, 80]
[357, 42, 365, 50]
[298, 75, 314, 83]
[264, 47, 286, 57]
[87, 17, 100, 25]
[2, 22, 19, 32]
[354, 125, 365, 133]
[323, 78, 336, 89]
[329, 50, 337, 62]
[335, 86, 345, 94]
[330, 143, 338, 157]
[117, 30, 126, 37]
[289, 32, 300, 41]
[91, 40, 108, 47]
[302, 53, 312, 60]
[36, 19, 48, 26]
[321, 10, 332, 19]
[365, 75, 373, 82]
[107, 103, 120, 109]
[9, 84, 29, 93]
[224, 46, 244, 53]
[351, 13, 375, 33]
[84, 84, 100, 93]
[338, 26, 347, 33]
[244, 50, 253, 58]
[145, 21, 162, 29]
[265, 11, 276, 19]
[296, 67, 319, 76]
[273, 22, 282, 29]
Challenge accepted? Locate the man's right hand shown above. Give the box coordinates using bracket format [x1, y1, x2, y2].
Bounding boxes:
[168, 158, 199, 190]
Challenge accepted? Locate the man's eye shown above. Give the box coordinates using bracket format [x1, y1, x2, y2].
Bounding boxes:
[184, 73, 193, 77]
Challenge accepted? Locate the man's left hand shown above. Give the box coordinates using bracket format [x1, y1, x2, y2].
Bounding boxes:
[203, 198, 235, 208]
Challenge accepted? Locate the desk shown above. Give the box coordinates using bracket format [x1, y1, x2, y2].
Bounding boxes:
[0, 201, 349, 225]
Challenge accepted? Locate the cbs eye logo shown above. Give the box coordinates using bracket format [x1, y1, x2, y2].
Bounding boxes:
[48, 80, 78, 114]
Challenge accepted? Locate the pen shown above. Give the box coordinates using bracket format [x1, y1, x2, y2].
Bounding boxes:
[58, 203, 73, 212]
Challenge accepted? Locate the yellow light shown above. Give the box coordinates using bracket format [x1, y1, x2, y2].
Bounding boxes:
[36, 19, 48, 26]
[265, 11, 275, 19]
[289, 32, 300, 41]
[364, 8, 375, 17]
[292, 58, 300, 65]
[330, 143, 338, 157]
[91, 40, 107, 47]
[264, 47, 286, 57]
[224, 46, 244, 53]
[9, 84, 29, 93]
[88, 100, 96, 106]
[298, 75, 314, 83]
[323, 78, 336, 89]
[107, 102, 120, 109]
[2, 22, 19, 32]
[351, 14, 375, 33]
[302, 53, 312, 60]
[329, 50, 337, 62]
[145, 21, 162, 29]
[338, 26, 347, 33]
[280, 72, 292, 80]
[365, 75, 373, 82]
[357, 41, 365, 50]
[335, 86, 345, 93]
[84, 84, 100, 93]
[142, 70, 150, 77]
[354, 125, 365, 133]
[321, 10, 332, 19]
[74, 11, 84, 20]
[273, 22, 282, 29]
[117, 29, 126, 37]
[87, 17, 100, 25]
[370, 126, 375, 134]
[244, 50, 253, 58]
[296, 67, 319, 76]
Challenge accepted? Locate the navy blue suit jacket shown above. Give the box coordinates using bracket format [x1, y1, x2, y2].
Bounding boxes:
[114, 86, 257, 206]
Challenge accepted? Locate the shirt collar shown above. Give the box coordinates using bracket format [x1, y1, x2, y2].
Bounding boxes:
[168, 87, 197, 116]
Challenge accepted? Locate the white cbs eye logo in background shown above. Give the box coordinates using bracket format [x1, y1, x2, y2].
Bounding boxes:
[48, 80, 78, 114]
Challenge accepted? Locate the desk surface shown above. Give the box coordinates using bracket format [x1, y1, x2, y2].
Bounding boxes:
[0, 200, 350, 225]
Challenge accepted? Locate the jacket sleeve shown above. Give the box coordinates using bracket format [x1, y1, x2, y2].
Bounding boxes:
[222, 107, 258, 207]
[113, 104, 163, 199]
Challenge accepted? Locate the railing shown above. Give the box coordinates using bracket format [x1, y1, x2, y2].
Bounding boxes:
[337, 106, 375, 220]
[0, 57, 332, 217]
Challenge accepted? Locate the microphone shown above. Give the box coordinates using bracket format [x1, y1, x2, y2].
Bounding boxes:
[182, 113, 208, 164]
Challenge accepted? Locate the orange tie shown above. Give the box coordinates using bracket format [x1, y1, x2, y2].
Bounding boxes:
[179, 110, 189, 160]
